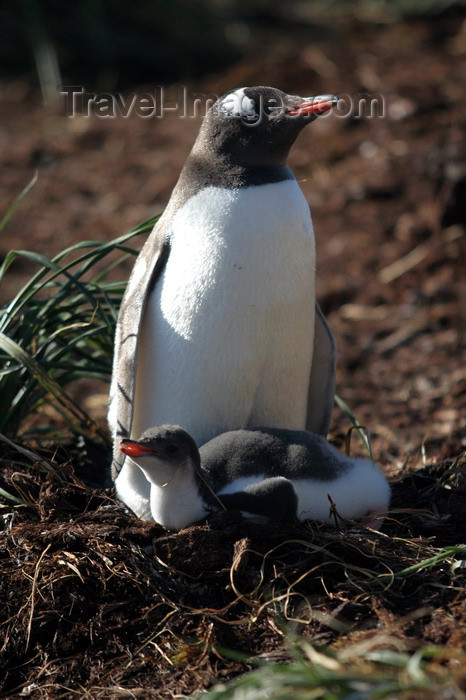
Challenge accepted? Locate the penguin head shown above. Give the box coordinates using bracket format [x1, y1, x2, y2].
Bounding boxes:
[197, 86, 338, 167]
[120, 425, 200, 486]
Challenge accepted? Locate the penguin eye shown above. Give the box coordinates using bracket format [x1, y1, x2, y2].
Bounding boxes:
[167, 444, 178, 455]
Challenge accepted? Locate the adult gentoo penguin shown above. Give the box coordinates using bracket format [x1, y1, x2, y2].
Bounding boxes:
[119, 426, 391, 531]
[109, 87, 338, 519]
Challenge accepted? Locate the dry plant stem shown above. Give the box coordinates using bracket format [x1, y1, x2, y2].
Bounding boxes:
[26, 544, 52, 652]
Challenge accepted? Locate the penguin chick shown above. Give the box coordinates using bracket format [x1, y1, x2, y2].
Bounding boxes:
[119, 425, 390, 531]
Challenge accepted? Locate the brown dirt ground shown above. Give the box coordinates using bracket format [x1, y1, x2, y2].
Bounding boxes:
[0, 7, 465, 698]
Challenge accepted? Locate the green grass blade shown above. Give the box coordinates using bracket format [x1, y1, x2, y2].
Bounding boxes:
[0, 485, 26, 504]
[0, 171, 38, 232]
[334, 393, 373, 458]
[0, 331, 108, 441]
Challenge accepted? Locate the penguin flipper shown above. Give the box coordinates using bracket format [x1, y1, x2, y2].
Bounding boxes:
[306, 303, 336, 436]
[109, 218, 171, 480]
[218, 477, 298, 522]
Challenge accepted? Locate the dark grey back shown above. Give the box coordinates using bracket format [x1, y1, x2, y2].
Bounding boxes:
[198, 427, 350, 494]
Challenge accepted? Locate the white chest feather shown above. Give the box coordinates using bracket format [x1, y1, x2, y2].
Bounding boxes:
[132, 181, 316, 445]
[148, 470, 207, 531]
[160, 182, 315, 340]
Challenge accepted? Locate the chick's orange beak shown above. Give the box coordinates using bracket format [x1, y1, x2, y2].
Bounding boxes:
[120, 439, 159, 458]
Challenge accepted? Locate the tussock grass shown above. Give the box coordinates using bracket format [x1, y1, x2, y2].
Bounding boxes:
[0, 176, 158, 441]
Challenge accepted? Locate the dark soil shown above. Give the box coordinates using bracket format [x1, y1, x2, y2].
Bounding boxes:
[0, 456, 465, 698]
[0, 6, 465, 698]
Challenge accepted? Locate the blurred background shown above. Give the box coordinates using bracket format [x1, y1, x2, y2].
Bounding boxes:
[0, 0, 465, 470]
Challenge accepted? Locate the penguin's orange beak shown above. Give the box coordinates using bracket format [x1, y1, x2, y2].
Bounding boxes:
[286, 94, 338, 117]
[120, 439, 160, 457]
